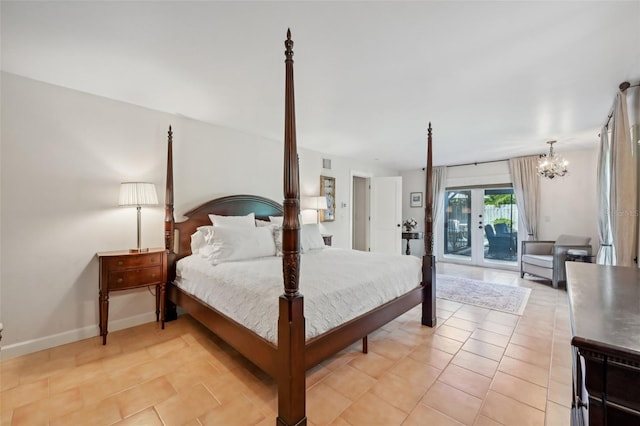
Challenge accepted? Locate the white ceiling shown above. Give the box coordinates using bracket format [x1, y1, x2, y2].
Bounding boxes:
[2, 1, 639, 170]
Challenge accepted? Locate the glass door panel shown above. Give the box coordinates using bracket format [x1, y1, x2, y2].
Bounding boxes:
[444, 190, 471, 257]
[483, 188, 518, 263]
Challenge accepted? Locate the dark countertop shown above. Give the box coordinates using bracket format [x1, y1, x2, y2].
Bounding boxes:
[566, 262, 640, 360]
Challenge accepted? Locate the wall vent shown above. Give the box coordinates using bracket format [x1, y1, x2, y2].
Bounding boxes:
[322, 158, 332, 169]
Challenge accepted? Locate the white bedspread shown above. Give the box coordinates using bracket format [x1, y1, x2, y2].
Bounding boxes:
[175, 248, 422, 344]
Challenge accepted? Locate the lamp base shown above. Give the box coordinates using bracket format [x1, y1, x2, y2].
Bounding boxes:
[129, 248, 150, 253]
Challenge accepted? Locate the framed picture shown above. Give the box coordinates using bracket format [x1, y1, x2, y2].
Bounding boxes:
[320, 175, 336, 222]
[410, 192, 423, 208]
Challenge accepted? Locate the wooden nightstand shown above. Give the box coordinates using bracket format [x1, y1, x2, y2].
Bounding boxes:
[96, 248, 168, 344]
[401, 231, 423, 255]
[322, 234, 333, 246]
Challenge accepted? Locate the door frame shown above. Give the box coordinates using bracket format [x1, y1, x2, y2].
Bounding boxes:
[350, 170, 373, 250]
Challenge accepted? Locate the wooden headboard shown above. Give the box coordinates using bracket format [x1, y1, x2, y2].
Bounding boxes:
[171, 194, 283, 260]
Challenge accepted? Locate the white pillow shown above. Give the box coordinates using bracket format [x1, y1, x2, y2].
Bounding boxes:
[209, 212, 256, 228]
[272, 225, 283, 256]
[190, 225, 214, 254]
[301, 224, 325, 251]
[269, 215, 284, 225]
[255, 219, 272, 227]
[200, 226, 276, 264]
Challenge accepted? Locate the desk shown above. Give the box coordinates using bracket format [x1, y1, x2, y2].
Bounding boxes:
[402, 231, 424, 255]
[566, 263, 640, 425]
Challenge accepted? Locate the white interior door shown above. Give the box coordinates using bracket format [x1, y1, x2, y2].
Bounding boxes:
[370, 176, 402, 254]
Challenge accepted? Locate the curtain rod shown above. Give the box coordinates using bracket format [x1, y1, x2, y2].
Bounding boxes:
[445, 158, 509, 168]
[603, 81, 639, 130]
[421, 157, 509, 170]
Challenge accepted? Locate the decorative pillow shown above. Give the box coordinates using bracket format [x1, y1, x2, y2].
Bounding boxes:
[272, 225, 284, 256]
[271, 224, 317, 255]
[208, 212, 256, 228]
[255, 219, 272, 227]
[269, 215, 284, 225]
[200, 225, 215, 245]
[190, 225, 214, 254]
[200, 226, 276, 264]
[301, 224, 325, 251]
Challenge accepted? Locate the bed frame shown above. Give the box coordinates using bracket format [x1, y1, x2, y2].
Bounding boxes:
[163, 29, 436, 426]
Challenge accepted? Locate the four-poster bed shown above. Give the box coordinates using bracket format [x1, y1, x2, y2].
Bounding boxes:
[163, 30, 437, 426]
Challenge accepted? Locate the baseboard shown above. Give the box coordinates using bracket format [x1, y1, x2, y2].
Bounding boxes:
[0, 312, 157, 360]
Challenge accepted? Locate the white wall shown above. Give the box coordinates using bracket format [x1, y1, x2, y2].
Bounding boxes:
[309, 156, 396, 249]
[0, 72, 395, 357]
[400, 170, 428, 257]
[537, 149, 599, 246]
[402, 148, 600, 261]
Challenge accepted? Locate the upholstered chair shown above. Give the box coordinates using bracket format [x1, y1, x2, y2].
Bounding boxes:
[485, 225, 513, 256]
[494, 222, 509, 235]
[520, 235, 592, 288]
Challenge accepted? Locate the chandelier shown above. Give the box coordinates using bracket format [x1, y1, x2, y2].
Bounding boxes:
[537, 140, 568, 179]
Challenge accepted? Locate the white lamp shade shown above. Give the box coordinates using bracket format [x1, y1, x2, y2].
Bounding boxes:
[119, 182, 158, 207]
[315, 196, 328, 210]
[302, 196, 328, 210]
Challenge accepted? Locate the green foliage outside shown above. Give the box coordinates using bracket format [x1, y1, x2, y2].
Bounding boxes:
[484, 194, 516, 207]
[493, 217, 513, 227]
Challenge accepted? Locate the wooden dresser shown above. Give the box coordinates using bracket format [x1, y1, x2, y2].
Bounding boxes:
[97, 248, 168, 344]
[566, 262, 640, 425]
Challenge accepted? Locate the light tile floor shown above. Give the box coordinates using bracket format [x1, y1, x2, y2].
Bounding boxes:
[1, 263, 573, 425]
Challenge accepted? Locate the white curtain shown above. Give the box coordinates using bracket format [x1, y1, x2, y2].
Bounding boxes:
[432, 166, 447, 225]
[596, 126, 615, 264]
[508, 156, 540, 240]
[424, 166, 447, 256]
[609, 91, 638, 267]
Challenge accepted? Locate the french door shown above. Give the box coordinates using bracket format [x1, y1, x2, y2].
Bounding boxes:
[441, 187, 518, 267]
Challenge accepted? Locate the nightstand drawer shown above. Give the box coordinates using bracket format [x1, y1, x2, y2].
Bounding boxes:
[108, 266, 163, 290]
[105, 253, 163, 271]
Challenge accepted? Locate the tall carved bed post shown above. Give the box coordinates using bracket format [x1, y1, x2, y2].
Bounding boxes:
[164, 126, 177, 322]
[422, 123, 437, 327]
[277, 29, 307, 426]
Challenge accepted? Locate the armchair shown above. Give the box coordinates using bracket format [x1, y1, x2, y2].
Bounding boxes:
[520, 235, 592, 289]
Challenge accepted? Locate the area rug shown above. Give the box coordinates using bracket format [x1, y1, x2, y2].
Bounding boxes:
[436, 274, 531, 315]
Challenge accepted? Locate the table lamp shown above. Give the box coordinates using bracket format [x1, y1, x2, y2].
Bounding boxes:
[302, 196, 328, 224]
[119, 182, 158, 252]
